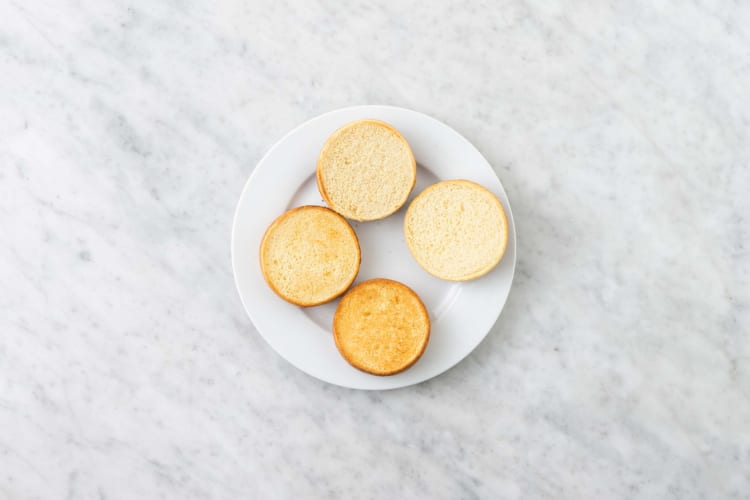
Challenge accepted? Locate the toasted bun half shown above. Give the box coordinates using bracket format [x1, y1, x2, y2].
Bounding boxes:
[260, 206, 360, 306]
[333, 278, 430, 376]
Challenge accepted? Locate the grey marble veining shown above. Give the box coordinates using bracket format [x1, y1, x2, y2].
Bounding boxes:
[1, 0, 749, 498]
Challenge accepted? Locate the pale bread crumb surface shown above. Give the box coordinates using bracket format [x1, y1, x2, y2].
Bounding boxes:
[333, 279, 430, 376]
[260, 206, 360, 306]
[317, 120, 416, 221]
[405, 180, 508, 281]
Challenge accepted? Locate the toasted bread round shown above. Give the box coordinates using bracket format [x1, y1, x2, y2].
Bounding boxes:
[404, 180, 508, 281]
[260, 206, 360, 306]
[333, 279, 430, 376]
[317, 119, 416, 221]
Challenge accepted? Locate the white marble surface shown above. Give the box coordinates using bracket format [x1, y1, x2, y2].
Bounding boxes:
[1, 0, 749, 498]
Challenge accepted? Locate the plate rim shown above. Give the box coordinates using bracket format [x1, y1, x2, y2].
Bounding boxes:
[231, 104, 517, 390]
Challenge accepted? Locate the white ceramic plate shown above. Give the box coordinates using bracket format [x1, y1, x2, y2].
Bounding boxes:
[232, 105, 516, 390]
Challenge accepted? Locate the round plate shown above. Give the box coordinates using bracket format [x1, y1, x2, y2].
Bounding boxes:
[232, 105, 516, 390]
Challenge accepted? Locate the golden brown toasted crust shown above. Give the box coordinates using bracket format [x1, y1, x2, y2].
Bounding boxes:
[333, 278, 430, 376]
[316, 119, 416, 221]
[404, 180, 508, 281]
[260, 206, 361, 307]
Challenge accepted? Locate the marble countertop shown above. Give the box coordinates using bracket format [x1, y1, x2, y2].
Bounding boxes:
[2, 1, 749, 498]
